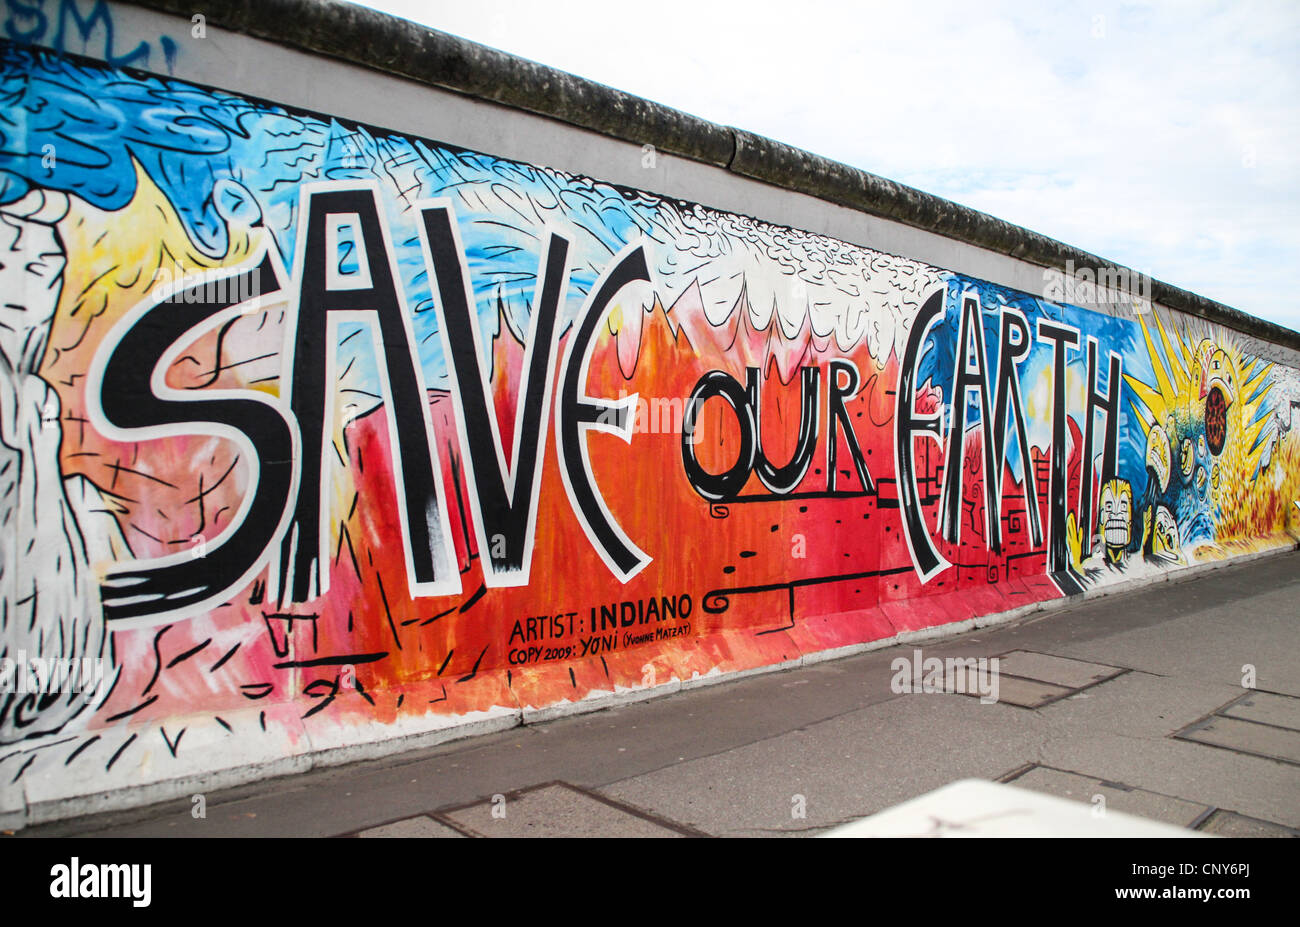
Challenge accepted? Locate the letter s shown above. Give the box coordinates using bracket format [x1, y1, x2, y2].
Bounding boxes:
[86, 248, 298, 624]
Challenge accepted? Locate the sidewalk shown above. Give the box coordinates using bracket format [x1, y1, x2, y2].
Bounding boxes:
[17, 551, 1300, 838]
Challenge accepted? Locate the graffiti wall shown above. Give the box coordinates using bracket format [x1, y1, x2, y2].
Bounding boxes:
[1, 37, 1297, 806]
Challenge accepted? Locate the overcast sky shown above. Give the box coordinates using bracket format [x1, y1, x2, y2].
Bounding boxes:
[357, 0, 1299, 333]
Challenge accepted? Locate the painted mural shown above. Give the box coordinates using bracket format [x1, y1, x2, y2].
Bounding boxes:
[1, 39, 1297, 793]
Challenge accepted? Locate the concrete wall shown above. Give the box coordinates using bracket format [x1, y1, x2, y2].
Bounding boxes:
[1, 0, 1297, 827]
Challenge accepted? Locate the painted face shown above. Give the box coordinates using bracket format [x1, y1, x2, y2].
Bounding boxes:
[1146, 423, 1171, 492]
[1150, 505, 1182, 563]
[1098, 478, 1133, 553]
[1200, 346, 1237, 405]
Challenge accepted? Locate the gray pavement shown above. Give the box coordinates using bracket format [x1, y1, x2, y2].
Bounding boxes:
[15, 551, 1300, 838]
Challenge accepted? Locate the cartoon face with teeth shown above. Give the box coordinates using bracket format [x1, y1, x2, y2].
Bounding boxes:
[1097, 477, 1133, 565]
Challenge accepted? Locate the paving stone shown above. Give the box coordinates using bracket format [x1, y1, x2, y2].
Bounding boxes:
[356, 815, 465, 838]
[442, 784, 686, 838]
[1179, 717, 1300, 765]
[1034, 670, 1237, 738]
[1043, 729, 1300, 829]
[1009, 766, 1208, 828]
[1220, 691, 1300, 731]
[996, 651, 1124, 689]
[1197, 810, 1299, 837]
[602, 692, 1050, 837]
[981, 675, 1072, 708]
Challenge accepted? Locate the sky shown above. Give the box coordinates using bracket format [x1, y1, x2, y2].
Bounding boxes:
[355, 0, 1300, 333]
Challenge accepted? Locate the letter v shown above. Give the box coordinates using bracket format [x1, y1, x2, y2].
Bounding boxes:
[417, 200, 567, 587]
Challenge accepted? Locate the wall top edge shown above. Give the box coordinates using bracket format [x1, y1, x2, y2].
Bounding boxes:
[97, 0, 1300, 351]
